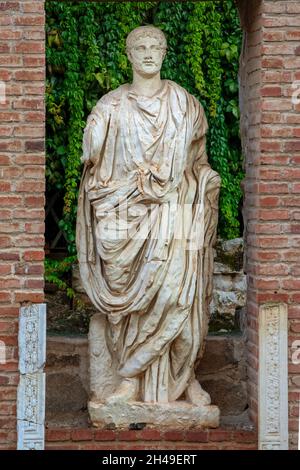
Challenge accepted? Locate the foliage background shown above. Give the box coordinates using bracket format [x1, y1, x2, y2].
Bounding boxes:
[46, 0, 243, 261]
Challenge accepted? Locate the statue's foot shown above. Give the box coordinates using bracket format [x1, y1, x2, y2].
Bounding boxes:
[185, 379, 211, 406]
[105, 378, 139, 405]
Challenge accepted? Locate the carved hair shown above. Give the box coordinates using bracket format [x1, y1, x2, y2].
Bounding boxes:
[126, 25, 167, 51]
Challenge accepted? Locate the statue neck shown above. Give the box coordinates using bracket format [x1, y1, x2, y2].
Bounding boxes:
[130, 71, 163, 98]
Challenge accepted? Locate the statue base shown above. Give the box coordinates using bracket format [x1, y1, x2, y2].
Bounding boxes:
[88, 400, 220, 429]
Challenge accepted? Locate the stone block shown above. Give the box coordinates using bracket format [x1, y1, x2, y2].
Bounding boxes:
[88, 400, 219, 429]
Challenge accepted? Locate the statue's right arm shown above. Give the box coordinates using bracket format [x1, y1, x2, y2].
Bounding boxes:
[81, 109, 107, 166]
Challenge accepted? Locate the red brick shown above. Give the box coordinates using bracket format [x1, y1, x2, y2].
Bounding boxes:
[259, 182, 289, 194]
[14, 126, 44, 138]
[0, 253, 19, 261]
[14, 98, 44, 110]
[71, 429, 94, 441]
[25, 140, 45, 152]
[253, 278, 280, 290]
[185, 430, 209, 442]
[23, 166, 45, 179]
[0, 70, 11, 81]
[263, 31, 285, 42]
[259, 210, 290, 220]
[287, 3, 300, 14]
[94, 430, 116, 441]
[257, 292, 289, 303]
[289, 419, 300, 432]
[22, 3, 44, 13]
[0, 292, 11, 303]
[46, 429, 71, 442]
[261, 141, 282, 152]
[14, 209, 44, 220]
[14, 292, 44, 303]
[24, 111, 45, 122]
[0, 265, 11, 276]
[14, 263, 43, 276]
[24, 196, 45, 207]
[0, 112, 21, 122]
[0, 306, 19, 317]
[261, 86, 282, 97]
[209, 430, 231, 442]
[286, 31, 300, 41]
[260, 196, 280, 207]
[282, 279, 300, 290]
[15, 42, 45, 54]
[1, 167, 22, 179]
[163, 431, 185, 441]
[24, 223, 45, 233]
[15, 181, 45, 192]
[15, 15, 45, 26]
[14, 154, 44, 165]
[23, 251, 44, 262]
[0, 375, 9, 386]
[0, 29, 22, 40]
[0, 155, 10, 165]
[285, 141, 300, 152]
[137, 429, 161, 441]
[117, 430, 139, 441]
[14, 70, 44, 81]
[262, 58, 283, 69]
[24, 279, 44, 289]
[0, 55, 21, 66]
[23, 56, 45, 67]
[0, 279, 21, 289]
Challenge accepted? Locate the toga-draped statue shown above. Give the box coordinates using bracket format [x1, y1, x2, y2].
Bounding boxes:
[76, 25, 221, 427]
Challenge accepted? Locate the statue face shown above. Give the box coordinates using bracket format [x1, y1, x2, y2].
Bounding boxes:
[127, 35, 166, 77]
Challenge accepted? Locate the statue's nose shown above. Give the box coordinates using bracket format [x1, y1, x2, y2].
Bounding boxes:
[144, 49, 153, 58]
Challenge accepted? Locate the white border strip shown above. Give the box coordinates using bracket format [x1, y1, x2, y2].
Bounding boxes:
[17, 304, 46, 450]
[258, 303, 288, 450]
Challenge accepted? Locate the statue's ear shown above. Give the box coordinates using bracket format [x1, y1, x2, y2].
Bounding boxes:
[126, 48, 133, 64]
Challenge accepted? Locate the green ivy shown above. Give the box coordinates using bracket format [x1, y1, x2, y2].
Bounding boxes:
[46, 0, 243, 257]
[45, 255, 77, 298]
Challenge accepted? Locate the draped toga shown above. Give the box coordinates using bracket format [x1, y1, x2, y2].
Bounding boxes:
[76, 79, 220, 402]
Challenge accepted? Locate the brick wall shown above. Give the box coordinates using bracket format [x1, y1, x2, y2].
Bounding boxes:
[239, 0, 300, 449]
[0, 0, 45, 449]
[44, 428, 257, 451]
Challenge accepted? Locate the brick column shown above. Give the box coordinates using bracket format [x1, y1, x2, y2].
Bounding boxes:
[240, 0, 300, 449]
[0, 0, 45, 449]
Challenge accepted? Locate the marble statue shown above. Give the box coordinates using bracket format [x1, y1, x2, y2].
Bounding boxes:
[76, 25, 221, 428]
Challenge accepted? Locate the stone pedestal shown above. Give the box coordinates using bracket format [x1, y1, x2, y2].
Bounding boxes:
[89, 400, 219, 429]
[89, 314, 219, 429]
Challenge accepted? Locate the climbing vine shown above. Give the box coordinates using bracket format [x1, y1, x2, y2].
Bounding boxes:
[46, 0, 243, 259]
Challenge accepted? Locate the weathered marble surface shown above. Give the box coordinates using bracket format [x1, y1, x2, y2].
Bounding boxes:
[76, 25, 220, 427]
[17, 304, 46, 450]
[258, 303, 288, 450]
[89, 400, 219, 429]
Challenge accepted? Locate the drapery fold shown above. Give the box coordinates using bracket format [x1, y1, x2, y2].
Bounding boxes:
[76, 80, 220, 402]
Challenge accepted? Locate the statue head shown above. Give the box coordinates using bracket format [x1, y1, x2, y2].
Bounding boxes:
[126, 25, 167, 77]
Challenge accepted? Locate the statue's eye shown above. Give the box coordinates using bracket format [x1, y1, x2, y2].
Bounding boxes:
[135, 46, 145, 52]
